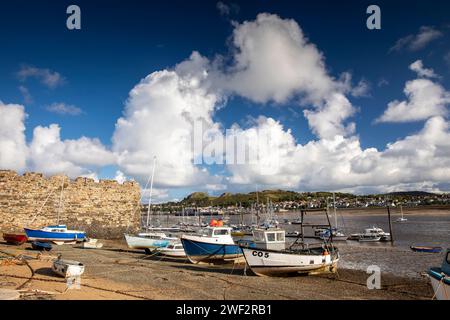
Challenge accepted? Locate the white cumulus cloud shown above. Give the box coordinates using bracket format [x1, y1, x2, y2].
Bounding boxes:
[0, 102, 28, 171]
[376, 77, 449, 123]
[29, 124, 115, 177]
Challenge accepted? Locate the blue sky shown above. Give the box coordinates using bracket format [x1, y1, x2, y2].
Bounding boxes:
[0, 0, 449, 201]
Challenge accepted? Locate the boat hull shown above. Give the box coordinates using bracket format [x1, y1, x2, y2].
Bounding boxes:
[158, 248, 186, 257]
[241, 247, 339, 276]
[429, 268, 450, 300]
[52, 259, 85, 278]
[124, 234, 170, 249]
[24, 228, 85, 243]
[31, 241, 52, 251]
[3, 233, 28, 245]
[411, 246, 443, 253]
[181, 237, 242, 264]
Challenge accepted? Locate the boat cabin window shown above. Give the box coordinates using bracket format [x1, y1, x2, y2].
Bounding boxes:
[276, 232, 285, 242]
[213, 229, 229, 236]
[266, 232, 276, 242]
[253, 232, 265, 242]
[447, 252, 450, 264]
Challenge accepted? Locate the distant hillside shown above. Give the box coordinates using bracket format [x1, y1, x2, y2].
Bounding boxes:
[179, 189, 354, 207]
[384, 191, 436, 197]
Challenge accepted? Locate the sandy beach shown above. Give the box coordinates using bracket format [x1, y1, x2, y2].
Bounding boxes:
[0, 238, 436, 300]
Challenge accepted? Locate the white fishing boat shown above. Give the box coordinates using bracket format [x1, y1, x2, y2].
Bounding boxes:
[428, 248, 450, 300]
[349, 226, 390, 242]
[158, 242, 186, 257]
[241, 228, 339, 276]
[357, 234, 381, 242]
[52, 256, 85, 278]
[82, 238, 103, 249]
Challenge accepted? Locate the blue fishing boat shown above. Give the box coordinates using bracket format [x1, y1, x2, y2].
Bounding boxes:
[31, 241, 52, 251]
[24, 225, 86, 244]
[181, 227, 243, 264]
[410, 245, 443, 253]
[428, 248, 450, 300]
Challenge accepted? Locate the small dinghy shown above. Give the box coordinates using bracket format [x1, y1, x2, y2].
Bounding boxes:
[411, 246, 443, 253]
[82, 238, 103, 249]
[52, 255, 85, 278]
[3, 233, 28, 245]
[158, 242, 186, 257]
[31, 241, 52, 251]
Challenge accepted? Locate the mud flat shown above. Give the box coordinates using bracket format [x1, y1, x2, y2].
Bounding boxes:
[0, 239, 435, 300]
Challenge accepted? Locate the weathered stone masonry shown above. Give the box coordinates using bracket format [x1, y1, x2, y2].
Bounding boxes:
[0, 170, 141, 238]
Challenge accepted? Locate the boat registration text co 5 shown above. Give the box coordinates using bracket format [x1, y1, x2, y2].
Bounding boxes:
[252, 251, 269, 258]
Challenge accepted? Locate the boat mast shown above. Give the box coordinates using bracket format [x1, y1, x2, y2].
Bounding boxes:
[255, 184, 260, 225]
[333, 192, 337, 228]
[146, 156, 157, 229]
[57, 175, 64, 225]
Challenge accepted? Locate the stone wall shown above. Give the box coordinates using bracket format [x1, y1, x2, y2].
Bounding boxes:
[0, 170, 141, 239]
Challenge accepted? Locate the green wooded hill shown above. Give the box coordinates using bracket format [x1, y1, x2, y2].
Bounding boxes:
[179, 190, 355, 207]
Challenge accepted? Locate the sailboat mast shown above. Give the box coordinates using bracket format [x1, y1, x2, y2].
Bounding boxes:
[333, 192, 337, 228]
[146, 156, 157, 229]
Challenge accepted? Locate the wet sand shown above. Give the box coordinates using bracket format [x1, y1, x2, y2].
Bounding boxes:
[0, 239, 435, 300]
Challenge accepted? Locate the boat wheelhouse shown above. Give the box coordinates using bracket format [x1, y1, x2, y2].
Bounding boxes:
[181, 227, 242, 264]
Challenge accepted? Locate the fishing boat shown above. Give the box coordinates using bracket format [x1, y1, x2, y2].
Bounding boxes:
[349, 226, 390, 242]
[240, 228, 339, 276]
[82, 238, 103, 249]
[181, 227, 243, 264]
[2, 233, 27, 245]
[52, 256, 85, 278]
[428, 248, 450, 300]
[24, 225, 85, 244]
[358, 234, 381, 242]
[31, 241, 52, 251]
[158, 242, 186, 257]
[410, 245, 443, 253]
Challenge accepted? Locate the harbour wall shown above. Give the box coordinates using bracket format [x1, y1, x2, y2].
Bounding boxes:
[0, 170, 141, 239]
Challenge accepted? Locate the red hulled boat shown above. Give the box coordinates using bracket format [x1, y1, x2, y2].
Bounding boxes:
[2, 233, 28, 245]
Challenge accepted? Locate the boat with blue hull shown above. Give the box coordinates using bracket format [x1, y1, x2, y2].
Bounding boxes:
[31, 241, 53, 251]
[410, 245, 443, 253]
[24, 225, 85, 244]
[181, 227, 243, 264]
[428, 248, 450, 300]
